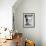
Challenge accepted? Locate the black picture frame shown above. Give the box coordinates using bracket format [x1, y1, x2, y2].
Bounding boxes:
[23, 13, 35, 28]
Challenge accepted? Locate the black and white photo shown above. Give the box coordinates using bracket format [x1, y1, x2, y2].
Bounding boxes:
[23, 13, 35, 28]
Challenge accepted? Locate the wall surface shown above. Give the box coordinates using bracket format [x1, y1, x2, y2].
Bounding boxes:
[41, 0, 46, 46]
[13, 0, 41, 46]
[0, 0, 16, 29]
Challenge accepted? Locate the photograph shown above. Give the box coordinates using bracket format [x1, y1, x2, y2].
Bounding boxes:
[23, 13, 35, 28]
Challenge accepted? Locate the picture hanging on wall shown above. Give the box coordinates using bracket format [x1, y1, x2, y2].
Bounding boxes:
[23, 13, 35, 28]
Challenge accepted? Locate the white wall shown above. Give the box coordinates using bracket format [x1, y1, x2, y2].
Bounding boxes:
[13, 0, 41, 46]
[0, 0, 16, 29]
[41, 0, 46, 46]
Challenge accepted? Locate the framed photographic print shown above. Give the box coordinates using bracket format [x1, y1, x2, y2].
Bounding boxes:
[23, 13, 35, 28]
